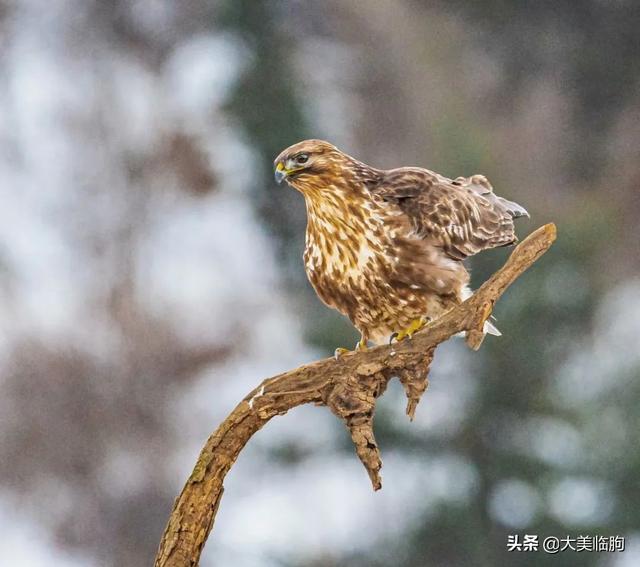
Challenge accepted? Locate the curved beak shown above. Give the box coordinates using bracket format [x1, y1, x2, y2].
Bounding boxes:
[274, 162, 287, 184]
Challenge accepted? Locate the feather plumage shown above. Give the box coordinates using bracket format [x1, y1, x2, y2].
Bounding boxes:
[274, 140, 528, 345]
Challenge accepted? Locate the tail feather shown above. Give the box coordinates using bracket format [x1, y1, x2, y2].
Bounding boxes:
[484, 318, 502, 336]
[461, 286, 502, 338]
[499, 196, 529, 219]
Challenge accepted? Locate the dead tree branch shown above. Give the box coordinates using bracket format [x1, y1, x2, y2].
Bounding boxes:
[154, 223, 557, 567]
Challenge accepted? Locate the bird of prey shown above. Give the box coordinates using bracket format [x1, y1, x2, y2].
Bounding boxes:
[274, 140, 528, 353]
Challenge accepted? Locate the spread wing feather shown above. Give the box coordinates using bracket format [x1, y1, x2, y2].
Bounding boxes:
[370, 168, 528, 261]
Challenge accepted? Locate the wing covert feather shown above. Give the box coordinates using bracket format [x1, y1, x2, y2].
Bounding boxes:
[371, 168, 528, 260]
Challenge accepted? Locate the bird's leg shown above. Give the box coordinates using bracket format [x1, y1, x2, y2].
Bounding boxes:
[334, 334, 368, 359]
[390, 317, 429, 344]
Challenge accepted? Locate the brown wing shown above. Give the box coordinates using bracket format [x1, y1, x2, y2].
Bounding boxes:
[370, 167, 528, 261]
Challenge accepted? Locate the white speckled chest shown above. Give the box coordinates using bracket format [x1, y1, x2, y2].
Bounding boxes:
[301, 190, 447, 344]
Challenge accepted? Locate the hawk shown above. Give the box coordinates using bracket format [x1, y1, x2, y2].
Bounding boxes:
[274, 140, 528, 353]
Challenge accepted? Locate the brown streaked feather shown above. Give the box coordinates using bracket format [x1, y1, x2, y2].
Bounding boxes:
[370, 168, 528, 261]
[275, 139, 528, 344]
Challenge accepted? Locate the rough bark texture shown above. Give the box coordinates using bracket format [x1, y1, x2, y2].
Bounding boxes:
[154, 223, 557, 567]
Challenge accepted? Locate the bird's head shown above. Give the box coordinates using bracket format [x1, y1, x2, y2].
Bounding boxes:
[273, 139, 343, 189]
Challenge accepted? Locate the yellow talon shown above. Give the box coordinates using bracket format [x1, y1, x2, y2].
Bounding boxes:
[334, 347, 350, 359]
[390, 317, 429, 343]
[334, 336, 368, 359]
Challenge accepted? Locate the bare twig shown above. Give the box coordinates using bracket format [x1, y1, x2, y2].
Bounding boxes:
[154, 223, 557, 567]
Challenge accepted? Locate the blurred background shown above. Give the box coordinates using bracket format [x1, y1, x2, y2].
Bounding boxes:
[1, 1, 639, 566]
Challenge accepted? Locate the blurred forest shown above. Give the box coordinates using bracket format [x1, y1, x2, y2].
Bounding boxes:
[1, 1, 639, 566]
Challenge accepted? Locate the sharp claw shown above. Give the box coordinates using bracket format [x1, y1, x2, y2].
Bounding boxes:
[390, 317, 428, 345]
[334, 347, 349, 360]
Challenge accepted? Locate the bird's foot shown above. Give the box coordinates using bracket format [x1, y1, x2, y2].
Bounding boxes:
[334, 337, 368, 360]
[389, 317, 429, 344]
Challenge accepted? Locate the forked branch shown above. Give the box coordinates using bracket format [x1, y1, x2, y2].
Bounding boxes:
[155, 223, 557, 567]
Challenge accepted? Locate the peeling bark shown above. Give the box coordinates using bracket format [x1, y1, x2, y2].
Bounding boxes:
[154, 223, 557, 567]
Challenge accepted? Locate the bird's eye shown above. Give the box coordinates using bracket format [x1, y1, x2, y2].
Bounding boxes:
[295, 153, 309, 165]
